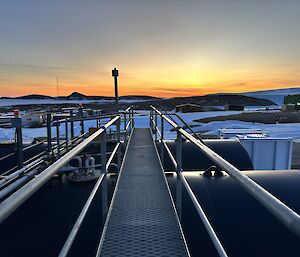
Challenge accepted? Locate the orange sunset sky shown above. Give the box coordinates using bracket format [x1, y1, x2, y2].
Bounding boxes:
[1, 0, 300, 97]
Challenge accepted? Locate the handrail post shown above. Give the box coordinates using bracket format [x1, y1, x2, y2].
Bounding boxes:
[80, 107, 84, 135]
[150, 109, 153, 131]
[124, 112, 127, 145]
[101, 128, 107, 224]
[117, 117, 121, 172]
[46, 113, 52, 153]
[131, 109, 134, 129]
[96, 110, 99, 128]
[70, 110, 74, 140]
[160, 115, 164, 167]
[65, 119, 69, 151]
[176, 129, 183, 220]
[13, 116, 23, 169]
[56, 121, 60, 159]
[154, 111, 158, 141]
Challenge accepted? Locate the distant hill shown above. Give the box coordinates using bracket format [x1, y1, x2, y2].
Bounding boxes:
[125, 94, 275, 110]
[119, 95, 161, 100]
[67, 92, 87, 99]
[243, 87, 300, 105]
[9, 92, 162, 101]
[65, 92, 161, 101]
[0, 92, 275, 111]
[16, 94, 54, 99]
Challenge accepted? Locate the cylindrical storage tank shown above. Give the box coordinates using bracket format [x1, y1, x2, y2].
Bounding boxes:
[167, 170, 300, 257]
[158, 140, 253, 171]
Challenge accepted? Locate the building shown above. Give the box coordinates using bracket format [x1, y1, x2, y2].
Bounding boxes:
[175, 103, 203, 113]
[284, 94, 300, 104]
[224, 104, 244, 111]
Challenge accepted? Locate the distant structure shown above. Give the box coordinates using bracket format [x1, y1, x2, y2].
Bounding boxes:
[281, 103, 300, 111]
[284, 94, 300, 105]
[175, 103, 203, 113]
[224, 104, 244, 111]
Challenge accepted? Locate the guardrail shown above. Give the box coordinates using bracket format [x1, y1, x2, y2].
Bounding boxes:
[150, 105, 300, 256]
[1, 108, 134, 176]
[0, 107, 134, 225]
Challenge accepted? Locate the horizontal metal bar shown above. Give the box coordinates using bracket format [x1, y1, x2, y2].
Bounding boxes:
[150, 106, 178, 129]
[65, 113, 119, 123]
[162, 140, 177, 169]
[0, 116, 119, 223]
[58, 173, 105, 257]
[0, 141, 45, 162]
[125, 120, 131, 131]
[0, 165, 44, 201]
[106, 143, 120, 170]
[178, 171, 228, 257]
[0, 159, 43, 186]
[0, 152, 15, 162]
[104, 116, 120, 129]
[124, 106, 132, 112]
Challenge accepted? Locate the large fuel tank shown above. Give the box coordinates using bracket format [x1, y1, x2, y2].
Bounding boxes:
[157, 139, 253, 171]
[167, 170, 300, 257]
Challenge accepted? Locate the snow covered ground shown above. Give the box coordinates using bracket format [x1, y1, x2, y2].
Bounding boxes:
[195, 120, 300, 139]
[1, 109, 299, 142]
[0, 98, 153, 107]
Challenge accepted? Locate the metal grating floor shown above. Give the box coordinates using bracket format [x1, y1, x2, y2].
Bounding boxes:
[98, 128, 190, 257]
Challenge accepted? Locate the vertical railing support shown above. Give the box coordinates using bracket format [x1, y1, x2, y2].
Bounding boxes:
[176, 129, 183, 220]
[56, 121, 60, 159]
[46, 113, 52, 153]
[160, 115, 164, 167]
[13, 116, 23, 169]
[70, 110, 74, 140]
[117, 118, 121, 172]
[150, 109, 153, 131]
[131, 109, 134, 129]
[101, 129, 107, 223]
[124, 111, 127, 145]
[154, 111, 158, 141]
[65, 119, 69, 151]
[96, 110, 100, 128]
[80, 106, 84, 135]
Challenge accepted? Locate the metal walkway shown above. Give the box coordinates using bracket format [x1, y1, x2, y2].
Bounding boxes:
[97, 128, 190, 257]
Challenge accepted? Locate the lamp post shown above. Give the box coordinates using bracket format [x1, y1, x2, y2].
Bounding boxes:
[112, 68, 119, 112]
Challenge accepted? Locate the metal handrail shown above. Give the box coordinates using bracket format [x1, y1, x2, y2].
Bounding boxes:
[106, 143, 121, 170]
[0, 140, 45, 162]
[177, 171, 228, 257]
[58, 138, 123, 257]
[53, 107, 132, 124]
[58, 173, 106, 257]
[151, 105, 300, 239]
[0, 115, 120, 223]
[150, 107, 229, 257]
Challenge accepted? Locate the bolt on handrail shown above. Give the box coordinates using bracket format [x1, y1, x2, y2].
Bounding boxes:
[0, 115, 120, 223]
[150, 105, 300, 240]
